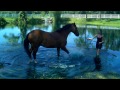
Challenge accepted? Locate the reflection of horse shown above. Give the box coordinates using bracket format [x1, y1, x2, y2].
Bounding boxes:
[24, 23, 79, 63]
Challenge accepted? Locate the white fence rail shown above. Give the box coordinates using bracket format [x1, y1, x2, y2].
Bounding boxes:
[1, 14, 120, 19]
[61, 14, 120, 19]
[0, 14, 43, 18]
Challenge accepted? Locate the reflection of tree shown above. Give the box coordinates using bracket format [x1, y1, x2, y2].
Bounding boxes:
[52, 11, 61, 32]
[3, 33, 19, 44]
[75, 26, 90, 48]
[20, 25, 27, 43]
[52, 11, 70, 32]
[103, 29, 120, 50]
[0, 24, 6, 29]
[52, 20, 61, 32]
[0, 17, 7, 29]
[74, 25, 120, 51]
[26, 64, 38, 79]
[36, 24, 49, 31]
[18, 11, 28, 43]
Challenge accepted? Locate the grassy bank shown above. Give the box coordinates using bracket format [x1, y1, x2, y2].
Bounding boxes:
[68, 18, 86, 25]
[69, 18, 120, 27]
[3, 17, 120, 28]
[3, 17, 44, 25]
[4, 17, 15, 24]
[87, 19, 120, 27]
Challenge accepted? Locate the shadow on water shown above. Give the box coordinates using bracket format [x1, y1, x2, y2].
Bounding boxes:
[0, 62, 4, 69]
[26, 63, 38, 79]
[94, 56, 102, 71]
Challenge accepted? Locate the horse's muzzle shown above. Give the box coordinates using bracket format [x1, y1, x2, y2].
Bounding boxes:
[76, 33, 79, 36]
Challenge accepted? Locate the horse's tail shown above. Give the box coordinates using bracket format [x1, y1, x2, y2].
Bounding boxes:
[24, 33, 31, 58]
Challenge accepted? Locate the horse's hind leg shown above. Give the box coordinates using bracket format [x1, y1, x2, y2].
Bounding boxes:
[33, 46, 39, 63]
[27, 53, 32, 64]
[61, 46, 69, 54]
[57, 47, 60, 57]
[28, 44, 34, 63]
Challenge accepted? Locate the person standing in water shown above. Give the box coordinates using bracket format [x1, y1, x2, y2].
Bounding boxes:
[87, 29, 104, 56]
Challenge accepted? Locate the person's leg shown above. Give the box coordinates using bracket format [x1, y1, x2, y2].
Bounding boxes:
[96, 43, 99, 56]
[97, 49, 100, 56]
[97, 44, 102, 56]
[96, 49, 98, 56]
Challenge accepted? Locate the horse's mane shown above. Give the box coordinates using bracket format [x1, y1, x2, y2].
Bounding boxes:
[55, 24, 72, 33]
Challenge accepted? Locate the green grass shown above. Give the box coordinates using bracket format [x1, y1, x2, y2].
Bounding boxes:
[4, 17, 15, 23]
[69, 18, 120, 27]
[68, 18, 86, 25]
[3, 17, 120, 28]
[86, 19, 120, 27]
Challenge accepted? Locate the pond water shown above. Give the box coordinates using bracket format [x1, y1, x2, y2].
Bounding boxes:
[0, 23, 120, 79]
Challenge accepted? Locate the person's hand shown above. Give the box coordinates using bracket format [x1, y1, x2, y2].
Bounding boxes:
[99, 42, 102, 44]
[87, 38, 92, 40]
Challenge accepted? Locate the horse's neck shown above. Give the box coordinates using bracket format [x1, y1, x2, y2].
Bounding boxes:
[60, 30, 71, 39]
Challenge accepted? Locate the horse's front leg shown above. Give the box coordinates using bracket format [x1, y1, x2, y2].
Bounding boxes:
[61, 46, 69, 54]
[28, 44, 34, 63]
[33, 46, 39, 63]
[57, 47, 60, 57]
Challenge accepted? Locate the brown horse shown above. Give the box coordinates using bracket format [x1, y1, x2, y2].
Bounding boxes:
[24, 23, 79, 63]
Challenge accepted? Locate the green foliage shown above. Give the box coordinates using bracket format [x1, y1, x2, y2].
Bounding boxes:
[86, 19, 120, 27]
[52, 11, 62, 31]
[27, 17, 43, 25]
[0, 17, 8, 28]
[53, 11, 61, 23]
[18, 11, 27, 27]
[17, 11, 28, 43]
[69, 18, 86, 25]
[0, 17, 8, 25]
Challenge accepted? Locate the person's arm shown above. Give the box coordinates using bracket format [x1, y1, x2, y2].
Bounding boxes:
[87, 34, 97, 40]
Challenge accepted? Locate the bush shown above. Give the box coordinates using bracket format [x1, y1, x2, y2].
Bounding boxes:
[28, 17, 43, 25]
[13, 18, 19, 25]
[0, 17, 8, 25]
[0, 17, 8, 28]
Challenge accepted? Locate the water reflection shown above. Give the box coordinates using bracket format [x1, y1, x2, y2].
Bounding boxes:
[3, 33, 19, 45]
[0, 24, 6, 29]
[1, 24, 120, 51]
[19, 25, 27, 43]
[26, 63, 37, 79]
[0, 23, 120, 78]
[94, 56, 102, 71]
[75, 26, 120, 51]
[52, 19, 61, 32]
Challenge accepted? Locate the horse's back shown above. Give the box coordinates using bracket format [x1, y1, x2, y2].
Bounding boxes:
[28, 30, 45, 43]
[28, 29, 66, 48]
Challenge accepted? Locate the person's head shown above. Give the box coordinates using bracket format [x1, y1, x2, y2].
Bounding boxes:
[97, 29, 102, 35]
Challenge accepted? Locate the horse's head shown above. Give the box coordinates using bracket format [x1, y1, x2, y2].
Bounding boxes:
[70, 23, 79, 36]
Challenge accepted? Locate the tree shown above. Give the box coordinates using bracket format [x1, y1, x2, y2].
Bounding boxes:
[52, 11, 61, 31]
[18, 11, 28, 43]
